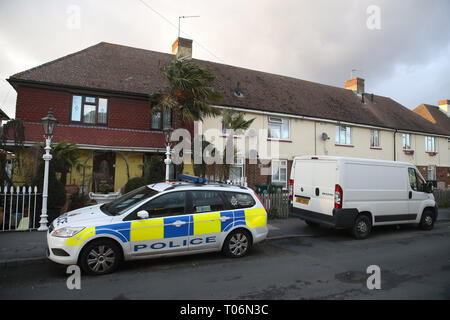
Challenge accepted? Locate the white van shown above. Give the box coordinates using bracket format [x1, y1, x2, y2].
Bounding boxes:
[289, 156, 437, 239]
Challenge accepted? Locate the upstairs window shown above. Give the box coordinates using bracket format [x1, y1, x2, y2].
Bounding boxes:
[268, 117, 290, 140]
[370, 129, 380, 148]
[151, 109, 171, 130]
[71, 95, 108, 125]
[425, 136, 436, 152]
[402, 133, 411, 149]
[335, 125, 352, 145]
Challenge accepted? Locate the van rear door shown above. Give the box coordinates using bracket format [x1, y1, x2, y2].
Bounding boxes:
[293, 158, 337, 216]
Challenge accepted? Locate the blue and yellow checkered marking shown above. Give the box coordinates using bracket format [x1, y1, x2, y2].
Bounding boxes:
[64, 208, 266, 245]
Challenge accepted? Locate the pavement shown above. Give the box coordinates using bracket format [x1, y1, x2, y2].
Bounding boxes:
[1, 208, 449, 269]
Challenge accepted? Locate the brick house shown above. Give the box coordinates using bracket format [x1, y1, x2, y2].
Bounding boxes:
[5, 37, 450, 191]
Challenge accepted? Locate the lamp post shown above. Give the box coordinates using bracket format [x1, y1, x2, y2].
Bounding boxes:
[163, 126, 173, 182]
[38, 108, 58, 231]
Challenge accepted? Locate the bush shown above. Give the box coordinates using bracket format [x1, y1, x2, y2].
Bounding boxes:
[124, 177, 147, 194]
[32, 162, 67, 210]
[69, 192, 90, 211]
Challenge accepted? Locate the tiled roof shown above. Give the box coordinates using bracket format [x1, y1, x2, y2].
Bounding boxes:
[413, 104, 450, 136]
[9, 42, 450, 137]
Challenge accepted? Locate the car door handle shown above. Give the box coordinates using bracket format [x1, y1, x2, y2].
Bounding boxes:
[408, 191, 412, 199]
[220, 216, 232, 221]
[172, 220, 187, 227]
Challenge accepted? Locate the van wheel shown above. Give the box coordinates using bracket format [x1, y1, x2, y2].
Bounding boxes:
[304, 220, 320, 228]
[419, 209, 435, 231]
[351, 214, 372, 240]
[79, 239, 122, 275]
[222, 229, 252, 258]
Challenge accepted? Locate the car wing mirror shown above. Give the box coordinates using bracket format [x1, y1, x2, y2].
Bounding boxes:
[137, 210, 149, 219]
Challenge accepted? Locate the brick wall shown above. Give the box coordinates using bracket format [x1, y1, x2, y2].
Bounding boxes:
[14, 85, 166, 149]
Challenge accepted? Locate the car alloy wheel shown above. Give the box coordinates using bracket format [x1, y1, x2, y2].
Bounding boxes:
[223, 229, 252, 258]
[87, 245, 116, 273]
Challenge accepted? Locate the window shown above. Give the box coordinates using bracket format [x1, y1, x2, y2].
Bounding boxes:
[335, 125, 352, 145]
[408, 168, 424, 192]
[223, 192, 256, 209]
[151, 109, 171, 129]
[402, 134, 411, 149]
[229, 157, 244, 183]
[370, 129, 380, 147]
[71, 95, 108, 125]
[101, 186, 158, 216]
[268, 117, 290, 140]
[427, 166, 436, 181]
[191, 191, 226, 213]
[133, 191, 186, 218]
[271, 159, 288, 188]
[425, 136, 436, 152]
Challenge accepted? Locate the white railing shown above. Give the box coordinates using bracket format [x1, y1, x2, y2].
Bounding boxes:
[0, 186, 41, 232]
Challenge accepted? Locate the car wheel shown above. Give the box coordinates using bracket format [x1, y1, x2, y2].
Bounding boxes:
[304, 220, 320, 228]
[419, 209, 435, 231]
[351, 214, 372, 240]
[223, 229, 252, 258]
[79, 239, 122, 275]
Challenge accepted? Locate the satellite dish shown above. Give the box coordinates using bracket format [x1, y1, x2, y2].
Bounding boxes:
[321, 132, 330, 141]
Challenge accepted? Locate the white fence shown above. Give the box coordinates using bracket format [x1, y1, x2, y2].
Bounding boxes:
[0, 186, 41, 232]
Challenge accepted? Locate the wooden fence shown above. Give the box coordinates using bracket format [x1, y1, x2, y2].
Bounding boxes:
[257, 192, 290, 219]
[433, 189, 450, 206]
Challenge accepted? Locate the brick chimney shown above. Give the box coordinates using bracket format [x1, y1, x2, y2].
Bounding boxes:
[438, 99, 449, 116]
[172, 37, 193, 59]
[345, 77, 365, 95]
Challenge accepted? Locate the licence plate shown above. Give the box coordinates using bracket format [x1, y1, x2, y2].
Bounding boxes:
[296, 197, 309, 205]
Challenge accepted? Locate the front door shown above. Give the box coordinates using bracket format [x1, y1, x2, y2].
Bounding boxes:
[92, 151, 116, 192]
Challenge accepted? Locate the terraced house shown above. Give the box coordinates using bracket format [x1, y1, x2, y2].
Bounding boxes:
[5, 37, 450, 192]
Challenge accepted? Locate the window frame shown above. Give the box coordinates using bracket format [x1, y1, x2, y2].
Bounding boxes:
[188, 190, 228, 214]
[151, 109, 172, 130]
[425, 136, 436, 152]
[222, 191, 257, 210]
[335, 125, 352, 145]
[370, 129, 380, 148]
[271, 159, 288, 189]
[268, 117, 290, 140]
[125, 191, 188, 220]
[70, 95, 108, 126]
[427, 165, 436, 181]
[402, 133, 411, 150]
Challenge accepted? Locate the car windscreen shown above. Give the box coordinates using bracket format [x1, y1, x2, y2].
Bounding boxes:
[100, 186, 159, 216]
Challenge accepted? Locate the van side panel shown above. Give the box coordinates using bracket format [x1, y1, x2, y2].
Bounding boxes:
[343, 162, 409, 224]
[293, 159, 337, 216]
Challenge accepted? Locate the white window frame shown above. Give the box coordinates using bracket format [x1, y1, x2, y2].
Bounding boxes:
[427, 165, 436, 180]
[370, 129, 380, 148]
[268, 117, 290, 140]
[335, 125, 352, 145]
[271, 159, 288, 188]
[425, 136, 436, 152]
[402, 133, 411, 149]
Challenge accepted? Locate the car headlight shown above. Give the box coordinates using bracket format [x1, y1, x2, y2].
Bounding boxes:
[52, 227, 85, 238]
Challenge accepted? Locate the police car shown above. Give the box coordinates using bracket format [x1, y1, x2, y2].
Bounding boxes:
[47, 175, 268, 275]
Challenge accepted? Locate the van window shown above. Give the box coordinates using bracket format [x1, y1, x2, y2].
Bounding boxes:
[191, 191, 226, 213]
[408, 168, 424, 192]
[223, 192, 256, 209]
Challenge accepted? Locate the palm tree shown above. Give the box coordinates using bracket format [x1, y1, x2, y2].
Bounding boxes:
[150, 59, 222, 125]
[50, 140, 81, 186]
[150, 58, 223, 176]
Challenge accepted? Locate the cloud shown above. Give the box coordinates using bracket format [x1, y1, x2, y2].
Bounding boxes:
[0, 0, 448, 118]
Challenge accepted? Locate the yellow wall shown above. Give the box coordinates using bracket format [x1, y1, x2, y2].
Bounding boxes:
[114, 151, 144, 192]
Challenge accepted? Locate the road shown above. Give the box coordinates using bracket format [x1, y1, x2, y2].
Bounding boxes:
[1, 221, 449, 300]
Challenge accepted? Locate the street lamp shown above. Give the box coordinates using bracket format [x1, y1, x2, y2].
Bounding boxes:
[38, 108, 58, 231]
[163, 126, 173, 182]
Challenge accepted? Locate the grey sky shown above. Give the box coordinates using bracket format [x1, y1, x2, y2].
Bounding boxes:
[0, 0, 449, 119]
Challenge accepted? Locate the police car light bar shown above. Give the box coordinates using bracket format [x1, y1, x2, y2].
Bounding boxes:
[178, 174, 207, 184]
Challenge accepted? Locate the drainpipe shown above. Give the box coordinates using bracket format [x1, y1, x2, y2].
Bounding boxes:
[393, 129, 397, 161]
